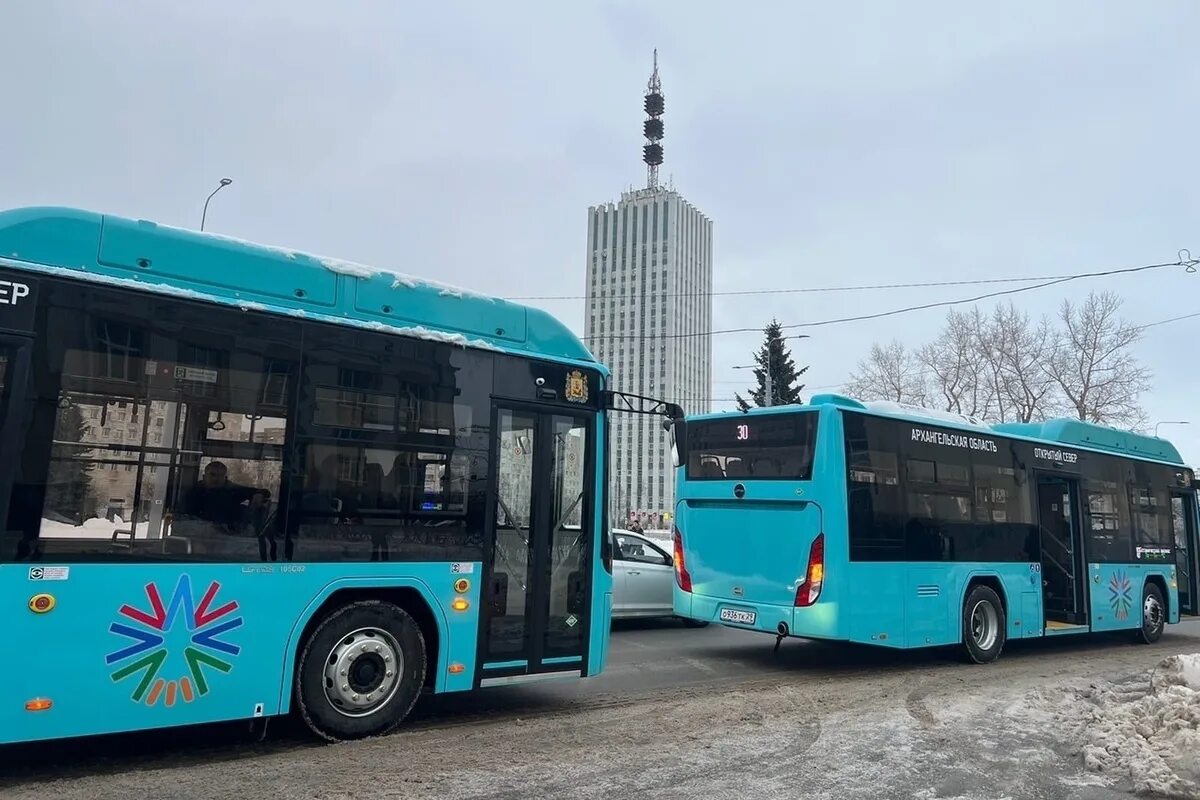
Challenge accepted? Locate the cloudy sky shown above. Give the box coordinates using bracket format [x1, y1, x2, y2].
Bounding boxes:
[4, 2, 1198, 460]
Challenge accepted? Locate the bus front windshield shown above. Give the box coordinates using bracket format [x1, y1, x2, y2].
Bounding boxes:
[685, 412, 818, 481]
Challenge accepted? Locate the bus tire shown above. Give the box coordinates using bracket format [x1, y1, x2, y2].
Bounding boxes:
[1135, 582, 1166, 644]
[295, 600, 426, 742]
[961, 585, 1006, 664]
[679, 617, 709, 628]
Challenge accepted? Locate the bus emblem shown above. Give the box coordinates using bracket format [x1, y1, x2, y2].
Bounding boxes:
[1108, 571, 1133, 621]
[105, 574, 244, 706]
[565, 370, 588, 404]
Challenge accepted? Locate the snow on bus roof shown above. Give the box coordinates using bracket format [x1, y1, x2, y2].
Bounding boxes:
[157, 223, 495, 302]
[863, 401, 990, 429]
[6, 258, 500, 351]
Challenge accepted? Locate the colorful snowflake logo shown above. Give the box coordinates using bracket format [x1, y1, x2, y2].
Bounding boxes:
[106, 574, 243, 706]
[1109, 570, 1133, 621]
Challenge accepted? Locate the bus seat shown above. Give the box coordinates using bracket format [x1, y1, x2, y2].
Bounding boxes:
[751, 457, 780, 476]
[724, 457, 750, 478]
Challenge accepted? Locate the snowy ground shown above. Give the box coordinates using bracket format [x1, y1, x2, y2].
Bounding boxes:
[2, 631, 1199, 799]
[1054, 653, 1200, 798]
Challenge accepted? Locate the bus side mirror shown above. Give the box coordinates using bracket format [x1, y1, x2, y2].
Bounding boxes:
[664, 418, 686, 468]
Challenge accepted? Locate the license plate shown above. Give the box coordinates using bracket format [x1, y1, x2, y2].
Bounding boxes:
[719, 608, 757, 626]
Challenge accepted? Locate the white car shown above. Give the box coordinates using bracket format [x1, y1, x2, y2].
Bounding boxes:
[611, 529, 706, 625]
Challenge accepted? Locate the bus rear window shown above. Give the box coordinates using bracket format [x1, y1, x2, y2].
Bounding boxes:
[686, 413, 818, 480]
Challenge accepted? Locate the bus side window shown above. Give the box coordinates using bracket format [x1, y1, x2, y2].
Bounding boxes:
[13, 293, 296, 564]
[286, 328, 492, 564]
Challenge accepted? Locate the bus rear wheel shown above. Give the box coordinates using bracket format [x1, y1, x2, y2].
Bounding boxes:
[1135, 583, 1166, 644]
[961, 585, 1006, 664]
[296, 600, 426, 741]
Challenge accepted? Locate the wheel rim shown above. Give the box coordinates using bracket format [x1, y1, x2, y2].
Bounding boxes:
[322, 627, 403, 718]
[970, 600, 999, 651]
[1144, 594, 1163, 635]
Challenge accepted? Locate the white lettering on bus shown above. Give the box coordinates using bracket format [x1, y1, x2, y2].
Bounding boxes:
[1033, 447, 1078, 464]
[0, 281, 30, 305]
[910, 427, 998, 453]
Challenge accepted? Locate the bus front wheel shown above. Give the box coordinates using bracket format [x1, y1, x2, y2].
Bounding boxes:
[961, 585, 1006, 664]
[1135, 583, 1166, 644]
[296, 600, 427, 741]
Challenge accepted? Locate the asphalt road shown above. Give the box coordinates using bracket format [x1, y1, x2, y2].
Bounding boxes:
[3, 617, 1200, 798]
[409, 616, 966, 724]
[418, 616, 1200, 727]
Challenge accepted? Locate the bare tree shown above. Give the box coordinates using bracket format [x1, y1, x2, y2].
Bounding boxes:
[989, 302, 1058, 423]
[845, 293, 1151, 429]
[918, 310, 992, 418]
[910, 305, 1052, 423]
[1047, 291, 1150, 429]
[966, 308, 1012, 423]
[844, 340, 929, 405]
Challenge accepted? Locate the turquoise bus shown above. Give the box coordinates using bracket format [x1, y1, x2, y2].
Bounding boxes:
[0, 207, 650, 744]
[670, 396, 1199, 663]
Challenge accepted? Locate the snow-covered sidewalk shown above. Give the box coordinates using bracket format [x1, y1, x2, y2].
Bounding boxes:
[1056, 653, 1200, 798]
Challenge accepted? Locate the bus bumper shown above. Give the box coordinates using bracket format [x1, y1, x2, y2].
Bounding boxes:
[676, 586, 839, 639]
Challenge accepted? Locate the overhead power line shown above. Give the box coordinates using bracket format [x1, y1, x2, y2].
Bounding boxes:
[516, 250, 1198, 302]
[1136, 310, 1200, 331]
[513, 274, 1064, 301]
[584, 255, 1196, 343]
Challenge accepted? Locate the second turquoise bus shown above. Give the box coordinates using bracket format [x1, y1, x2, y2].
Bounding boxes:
[671, 396, 1198, 662]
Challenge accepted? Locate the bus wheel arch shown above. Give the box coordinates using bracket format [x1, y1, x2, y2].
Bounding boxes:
[292, 586, 442, 689]
[960, 577, 1007, 664]
[1137, 578, 1167, 644]
[294, 598, 428, 741]
[287, 586, 443, 738]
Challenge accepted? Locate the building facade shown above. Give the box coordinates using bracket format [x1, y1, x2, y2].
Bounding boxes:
[584, 187, 713, 527]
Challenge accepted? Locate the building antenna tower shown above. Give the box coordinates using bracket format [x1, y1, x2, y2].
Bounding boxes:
[643, 50, 664, 190]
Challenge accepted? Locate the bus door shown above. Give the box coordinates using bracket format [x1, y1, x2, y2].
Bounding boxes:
[1036, 476, 1087, 625]
[480, 405, 592, 684]
[1171, 491, 1199, 615]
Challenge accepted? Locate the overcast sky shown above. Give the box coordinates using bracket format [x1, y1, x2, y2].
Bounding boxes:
[3, 2, 1198, 461]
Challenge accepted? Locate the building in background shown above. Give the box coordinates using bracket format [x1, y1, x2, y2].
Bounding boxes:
[583, 52, 713, 528]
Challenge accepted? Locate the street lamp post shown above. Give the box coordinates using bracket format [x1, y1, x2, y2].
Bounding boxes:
[1154, 420, 1190, 438]
[732, 334, 810, 407]
[732, 362, 770, 406]
[201, 178, 233, 231]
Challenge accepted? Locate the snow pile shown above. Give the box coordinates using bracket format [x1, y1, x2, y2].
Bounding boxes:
[642, 530, 674, 552]
[156, 221, 494, 301]
[155, 223, 301, 261]
[318, 256, 377, 279]
[38, 516, 130, 539]
[389, 274, 487, 301]
[864, 400, 988, 429]
[357, 321, 498, 351]
[1061, 654, 1200, 798]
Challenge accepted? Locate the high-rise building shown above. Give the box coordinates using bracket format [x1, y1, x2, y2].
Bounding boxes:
[583, 52, 713, 528]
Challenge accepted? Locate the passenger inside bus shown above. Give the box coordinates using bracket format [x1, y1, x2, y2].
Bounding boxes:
[183, 461, 267, 530]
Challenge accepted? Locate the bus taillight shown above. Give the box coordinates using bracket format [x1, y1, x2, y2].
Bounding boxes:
[673, 526, 693, 592]
[794, 533, 825, 607]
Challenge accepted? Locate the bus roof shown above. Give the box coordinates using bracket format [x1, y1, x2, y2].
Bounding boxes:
[687, 392, 1185, 466]
[0, 206, 598, 367]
